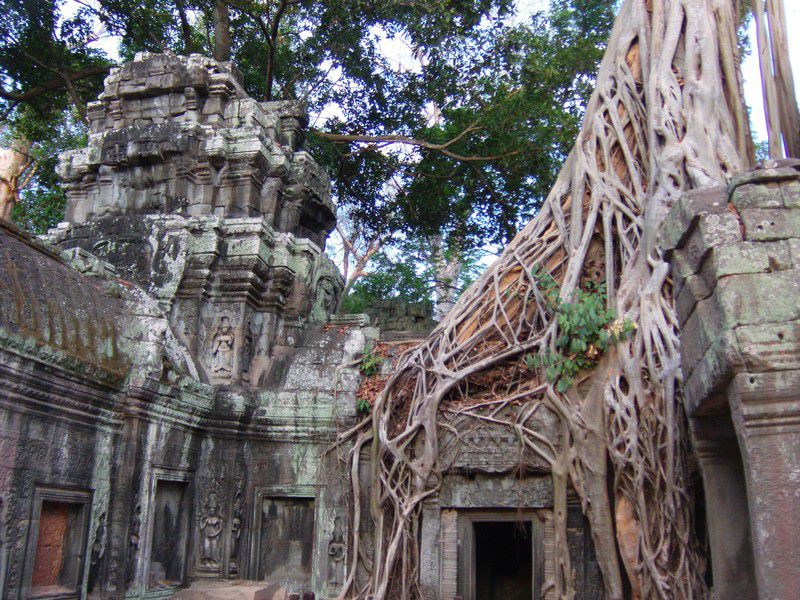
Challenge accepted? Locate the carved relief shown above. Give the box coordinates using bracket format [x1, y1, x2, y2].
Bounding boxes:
[199, 492, 224, 568]
[210, 316, 236, 377]
[128, 502, 142, 585]
[240, 320, 254, 382]
[229, 487, 243, 576]
[312, 274, 340, 319]
[88, 512, 107, 592]
[327, 516, 345, 590]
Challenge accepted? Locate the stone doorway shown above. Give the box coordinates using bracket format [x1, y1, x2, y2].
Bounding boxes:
[474, 521, 533, 600]
[456, 510, 543, 600]
[24, 488, 91, 600]
[148, 479, 191, 588]
[252, 494, 315, 590]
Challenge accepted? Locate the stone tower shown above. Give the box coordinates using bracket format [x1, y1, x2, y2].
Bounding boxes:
[46, 52, 342, 388]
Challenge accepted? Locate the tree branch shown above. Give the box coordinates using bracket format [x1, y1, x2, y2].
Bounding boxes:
[0, 65, 111, 104]
[312, 129, 519, 162]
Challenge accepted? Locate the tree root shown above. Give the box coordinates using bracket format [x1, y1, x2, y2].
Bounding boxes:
[334, 1, 751, 598]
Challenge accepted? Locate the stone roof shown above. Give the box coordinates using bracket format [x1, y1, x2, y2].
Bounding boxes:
[0, 220, 129, 378]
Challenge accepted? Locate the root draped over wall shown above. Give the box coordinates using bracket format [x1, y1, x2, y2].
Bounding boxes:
[335, 1, 753, 598]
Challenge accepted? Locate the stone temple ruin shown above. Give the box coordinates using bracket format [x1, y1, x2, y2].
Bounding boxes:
[0, 51, 798, 600]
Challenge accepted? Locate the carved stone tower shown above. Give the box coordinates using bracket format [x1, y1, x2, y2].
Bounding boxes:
[45, 52, 342, 387]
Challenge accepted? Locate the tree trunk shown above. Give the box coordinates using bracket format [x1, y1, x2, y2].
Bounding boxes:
[212, 0, 231, 62]
[175, 0, 194, 55]
[0, 138, 32, 221]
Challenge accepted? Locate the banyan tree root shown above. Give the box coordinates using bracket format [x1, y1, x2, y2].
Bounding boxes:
[335, 1, 752, 598]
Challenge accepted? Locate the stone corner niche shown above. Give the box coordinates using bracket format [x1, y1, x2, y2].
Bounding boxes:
[24, 488, 92, 600]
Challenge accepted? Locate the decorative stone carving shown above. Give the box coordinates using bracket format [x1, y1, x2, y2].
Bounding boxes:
[240, 320, 254, 382]
[229, 488, 243, 576]
[128, 503, 142, 585]
[88, 512, 107, 592]
[210, 317, 236, 377]
[199, 492, 224, 568]
[310, 272, 341, 322]
[327, 517, 345, 590]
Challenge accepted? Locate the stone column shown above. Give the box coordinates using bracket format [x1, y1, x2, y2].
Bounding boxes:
[660, 161, 800, 599]
[729, 371, 800, 600]
[690, 415, 757, 599]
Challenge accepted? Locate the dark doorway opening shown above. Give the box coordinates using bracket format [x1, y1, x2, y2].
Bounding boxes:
[474, 520, 533, 600]
[149, 479, 190, 588]
[256, 497, 314, 589]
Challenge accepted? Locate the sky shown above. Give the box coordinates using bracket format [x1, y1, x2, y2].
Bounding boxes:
[73, 0, 800, 145]
[741, 3, 800, 143]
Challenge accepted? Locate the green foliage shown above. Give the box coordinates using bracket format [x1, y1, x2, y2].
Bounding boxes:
[355, 397, 371, 415]
[525, 265, 636, 393]
[7, 115, 87, 234]
[359, 345, 384, 377]
[0, 0, 615, 268]
[339, 237, 484, 313]
[342, 251, 432, 314]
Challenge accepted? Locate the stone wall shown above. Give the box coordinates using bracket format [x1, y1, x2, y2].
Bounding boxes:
[0, 51, 604, 600]
[660, 161, 800, 600]
[360, 300, 436, 339]
[0, 53, 371, 600]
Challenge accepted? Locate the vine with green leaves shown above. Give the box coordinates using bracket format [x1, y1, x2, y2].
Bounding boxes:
[526, 265, 636, 392]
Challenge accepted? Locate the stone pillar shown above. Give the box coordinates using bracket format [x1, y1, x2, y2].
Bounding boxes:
[728, 371, 800, 600]
[660, 160, 800, 599]
[690, 415, 757, 599]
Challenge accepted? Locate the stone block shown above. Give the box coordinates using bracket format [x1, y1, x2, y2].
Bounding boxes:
[716, 268, 800, 327]
[681, 212, 742, 274]
[713, 240, 791, 277]
[683, 330, 744, 415]
[735, 320, 800, 373]
[789, 238, 800, 267]
[730, 181, 783, 210]
[740, 208, 800, 242]
[780, 179, 800, 208]
[674, 269, 714, 324]
[726, 165, 800, 192]
[679, 294, 723, 375]
[658, 186, 726, 252]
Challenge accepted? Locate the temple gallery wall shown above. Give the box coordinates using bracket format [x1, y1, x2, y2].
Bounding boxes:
[0, 52, 798, 600]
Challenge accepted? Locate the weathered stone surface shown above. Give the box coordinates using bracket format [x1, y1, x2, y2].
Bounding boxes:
[735, 320, 800, 373]
[664, 170, 800, 600]
[739, 207, 800, 242]
[728, 370, 800, 600]
[0, 53, 364, 600]
[716, 268, 800, 325]
[174, 581, 272, 600]
[361, 299, 437, 338]
[658, 186, 726, 252]
[57, 53, 334, 248]
[0, 53, 587, 600]
[713, 240, 791, 276]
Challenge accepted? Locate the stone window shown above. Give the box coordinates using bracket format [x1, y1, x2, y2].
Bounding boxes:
[24, 488, 91, 600]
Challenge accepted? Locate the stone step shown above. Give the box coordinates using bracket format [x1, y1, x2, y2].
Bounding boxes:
[172, 580, 312, 600]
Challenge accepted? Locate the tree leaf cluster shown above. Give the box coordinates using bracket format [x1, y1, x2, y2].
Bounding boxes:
[1, 0, 614, 312]
[525, 264, 636, 393]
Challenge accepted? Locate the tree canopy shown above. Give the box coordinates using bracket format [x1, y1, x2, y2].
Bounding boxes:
[0, 0, 614, 311]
